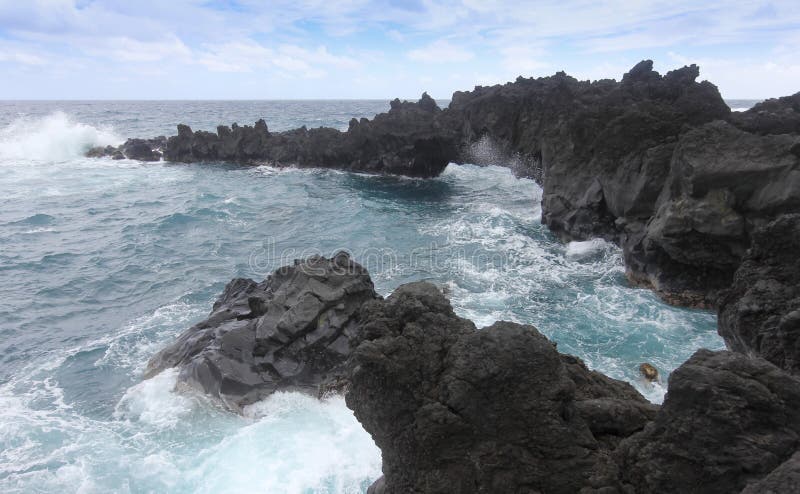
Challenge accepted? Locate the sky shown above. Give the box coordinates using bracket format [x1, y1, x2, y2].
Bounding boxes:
[0, 0, 799, 99]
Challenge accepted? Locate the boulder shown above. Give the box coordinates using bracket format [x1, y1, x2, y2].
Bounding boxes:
[144, 252, 377, 409]
[346, 281, 656, 494]
[618, 349, 800, 494]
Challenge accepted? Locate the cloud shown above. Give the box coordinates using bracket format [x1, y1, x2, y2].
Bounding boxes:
[407, 39, 473, 63]
[198, 40, 360, 78]
[0, 41, 48, 65]
[0, 0, 799, 98]
[95, 36, 192, 63]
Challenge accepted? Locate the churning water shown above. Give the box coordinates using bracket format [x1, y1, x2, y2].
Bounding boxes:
[0, 100, 727, 493]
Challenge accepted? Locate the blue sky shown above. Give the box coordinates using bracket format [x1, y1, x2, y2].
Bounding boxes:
[0, 0, 798, 99]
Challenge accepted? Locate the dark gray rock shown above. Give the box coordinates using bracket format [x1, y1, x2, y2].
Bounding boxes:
[106, 61, 800, 371]
[144, 252, 377, 409]
[618, 349, 800, 494]
[160, 95, 457, 178]
[719, 214, 800, 373]
[86, 136, 167, 162]
[346, 281, 655, 494]
[740, 451, 800, 494]
[624, 121, 800, 306]
[731, 92, 800, 136]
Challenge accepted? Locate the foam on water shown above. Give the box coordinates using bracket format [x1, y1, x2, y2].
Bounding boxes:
[0, 106, 724, 492]
[0, 112, 120, 162]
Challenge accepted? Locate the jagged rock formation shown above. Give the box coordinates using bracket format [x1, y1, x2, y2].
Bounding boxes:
[346, 281, 656, 493]
[87, 137, 166, 161]
[618, 349, 800, 494]
[144, 252, 377, 409]
[105, 60, 800, 371]
[89, 93, 457, 178]
[347, 282, 800, 494]
[719, 214, 800, 373]
[146, 256, 800, 493]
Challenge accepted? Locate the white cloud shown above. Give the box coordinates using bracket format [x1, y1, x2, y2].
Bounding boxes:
[96, 36, 192, 63]
[407, 39, 473, 63]
[0, 45, 47, 65]
[499, 45, 548, 77]
[198, 40, 360, 78]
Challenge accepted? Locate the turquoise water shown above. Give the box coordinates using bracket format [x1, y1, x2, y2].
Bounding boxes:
[0, 102, 723, 493]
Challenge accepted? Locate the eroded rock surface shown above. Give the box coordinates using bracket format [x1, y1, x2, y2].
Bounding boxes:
[144, 252, 377, 409]
[719, 214, 800, 373]
[345, 284, 800, 493]
[618, 349, 800, 494]
[147, 258, 800, 493]
[346, 281, 656, 494]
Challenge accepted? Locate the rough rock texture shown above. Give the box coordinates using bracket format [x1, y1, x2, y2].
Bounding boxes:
[624, 120, 800, 306]
[144, 252, 377, 409]
[91, 61, 800, 309]
[346, 282, 656, 494]
[116, 60, 800, 370]
[146, 259, 800, 493]
[87, 137, 166, 161]
[90, 93, 458, 178]
[740, 451, 800, 494]
[719, 215, 800, 373]
[730, 92, 800, 136]
[618, 349, 800, 494]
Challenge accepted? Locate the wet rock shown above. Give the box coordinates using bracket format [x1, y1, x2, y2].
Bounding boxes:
[638, 363, 658, 381]
[719, 214, 800, 373]
[618, 349, 800, 494]
[86, 137, 166, 162]
[144, 252, 377, 409]
[346, 281, 656, 494]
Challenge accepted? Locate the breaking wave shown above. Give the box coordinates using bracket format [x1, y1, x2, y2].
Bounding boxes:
[0, 112, 120, 162]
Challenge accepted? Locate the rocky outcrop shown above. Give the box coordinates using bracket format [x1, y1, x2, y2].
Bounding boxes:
[618, 349, 800, 494]
[146, 257, 800, 493]
[87, 136, 166, 161]
[144, 252, 377, 409]
[111, 61, 800, 370]
[740, 451, 800, 494]
[730, 92, 800, 136]
[346, 281, 656, 494]
[719, 215, 800, 373]
[345, 282, 800, 494]
[90, 93, 458, 178]
[624, 120, 800, 306]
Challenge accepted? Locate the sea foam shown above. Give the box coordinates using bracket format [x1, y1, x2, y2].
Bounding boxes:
[0, 112, 120, 162]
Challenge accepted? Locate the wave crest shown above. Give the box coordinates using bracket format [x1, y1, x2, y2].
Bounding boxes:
[0, 111, 121, 162]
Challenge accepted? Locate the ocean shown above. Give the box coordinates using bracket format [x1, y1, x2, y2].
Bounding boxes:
[0, 99, 753, 493]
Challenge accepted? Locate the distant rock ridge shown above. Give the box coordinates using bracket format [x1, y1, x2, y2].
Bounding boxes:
[147, 256, 800, 493]
[103, 60, 800, 373]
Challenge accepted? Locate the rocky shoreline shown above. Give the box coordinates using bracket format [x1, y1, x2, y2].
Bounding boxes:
[93, 61, 799, 374]
[148, 254, 800, 493]
[122, 61, 800, 492]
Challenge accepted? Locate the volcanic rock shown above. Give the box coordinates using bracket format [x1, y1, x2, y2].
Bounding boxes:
[144, 252, 377, 409]
[618, 349, 800, 494]
[346, 281, 656, 494]
[719, 214, 800, 373]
